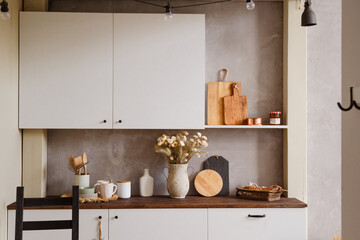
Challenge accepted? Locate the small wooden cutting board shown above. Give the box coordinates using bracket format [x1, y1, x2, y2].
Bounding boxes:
[194, 169, 223, 197]
[224, 83, 248, 125]
[203, 155, 229, 196]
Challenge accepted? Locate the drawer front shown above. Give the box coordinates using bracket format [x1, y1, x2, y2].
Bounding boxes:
[208, 208, 306, 240]
[109, 209, 207, 240]
[8, 209, 108, 240]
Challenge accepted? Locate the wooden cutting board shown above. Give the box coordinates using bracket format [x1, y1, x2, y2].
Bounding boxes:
[207, 69, 241, 125]
[194, 169, 223, 197]
[203, 155, 229, 196]
[224, 83, 248, 125]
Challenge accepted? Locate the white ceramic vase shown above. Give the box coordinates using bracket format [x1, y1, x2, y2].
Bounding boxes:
[166, 164, 190, 199]
[139, 169, 154, 197]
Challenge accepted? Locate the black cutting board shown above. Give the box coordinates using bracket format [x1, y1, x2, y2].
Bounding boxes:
[203, 155, 229, 196]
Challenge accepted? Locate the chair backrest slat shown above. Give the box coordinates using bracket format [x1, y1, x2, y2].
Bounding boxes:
[15, 186, 79, 240]
[23, 220, 72, 231]
[72, 186, 79, 240]
[24, 197, 72, 207]
[15, 187, 24, 240]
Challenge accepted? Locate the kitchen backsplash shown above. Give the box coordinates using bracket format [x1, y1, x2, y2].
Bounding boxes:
[47, 0, 283, 196]
[47, 129, 283, 196]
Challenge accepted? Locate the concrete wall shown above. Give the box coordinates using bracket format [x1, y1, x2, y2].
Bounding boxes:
[0, 0, 22, 239]
[307, 0, 342, 239]
[46, 1, 284, 196]
[342, 0, 360, 239]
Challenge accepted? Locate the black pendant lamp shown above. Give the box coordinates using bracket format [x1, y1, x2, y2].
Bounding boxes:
[301, 0, 317, 27]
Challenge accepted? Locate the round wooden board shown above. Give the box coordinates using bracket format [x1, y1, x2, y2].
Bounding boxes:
[194, 169, 223, 197]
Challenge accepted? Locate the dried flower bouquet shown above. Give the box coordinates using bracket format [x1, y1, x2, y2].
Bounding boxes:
[155, 131, 208, 164]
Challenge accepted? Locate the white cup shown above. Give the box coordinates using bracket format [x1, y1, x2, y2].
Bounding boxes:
[117, 181, 131, 199]
[94, 180, 109, 194]
[94, 182, 117, 199]
[74, 174, 90, 188]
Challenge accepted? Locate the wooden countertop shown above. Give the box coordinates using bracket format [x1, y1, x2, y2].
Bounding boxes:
[7, 196, 307, 210]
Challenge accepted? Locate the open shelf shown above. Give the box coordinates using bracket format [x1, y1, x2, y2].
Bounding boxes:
[205, 125, 288, 129]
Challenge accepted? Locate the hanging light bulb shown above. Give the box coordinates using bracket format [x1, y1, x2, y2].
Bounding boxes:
[164, 2, 173, 22]
[301, 0, 317, 27]
[246, 0, 255, 11]
[0, 0, 10, 20]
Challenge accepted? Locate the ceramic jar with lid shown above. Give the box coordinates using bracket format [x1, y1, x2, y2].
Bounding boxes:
[269, 112, 282, 125]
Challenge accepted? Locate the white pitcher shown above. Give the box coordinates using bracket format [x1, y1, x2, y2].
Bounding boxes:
[163, 164, 193, 199]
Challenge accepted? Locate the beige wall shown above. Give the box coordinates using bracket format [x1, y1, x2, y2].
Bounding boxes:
[342, 0, 360, 239]
[0, 0, 22, 239]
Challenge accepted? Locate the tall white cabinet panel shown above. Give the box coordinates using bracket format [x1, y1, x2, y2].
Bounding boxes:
[19, 12, 113, 129]
[8, 209, 109, 240]
[113, 14, 205, 129]
[208, 208, 306, 240]
[109, 209, 207, 240]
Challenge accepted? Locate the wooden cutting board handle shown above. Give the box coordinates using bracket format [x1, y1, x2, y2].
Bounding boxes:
[219, 69, 228, 82]
[232, 83, 241, 97]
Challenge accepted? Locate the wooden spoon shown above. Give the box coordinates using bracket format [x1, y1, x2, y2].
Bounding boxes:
[82, 153, 88, 175]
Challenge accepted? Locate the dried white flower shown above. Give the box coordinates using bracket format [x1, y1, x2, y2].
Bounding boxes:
[180, 141, 185, 146]
[183, 131, 189, 136]
[201, 136, 208, 141]
[190, 138, 194, 142]
[197, 132, 202, 137]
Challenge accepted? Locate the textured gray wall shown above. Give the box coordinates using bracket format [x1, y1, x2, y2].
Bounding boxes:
[47, 1, 284, 196]
[307, 0, 342, 239]
[47, 129, 283, 196]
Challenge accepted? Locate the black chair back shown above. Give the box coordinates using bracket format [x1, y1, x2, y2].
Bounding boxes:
[15, 186, 79, 240]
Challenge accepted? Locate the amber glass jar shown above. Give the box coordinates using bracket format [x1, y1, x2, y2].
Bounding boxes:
[269, 112, 281, 125]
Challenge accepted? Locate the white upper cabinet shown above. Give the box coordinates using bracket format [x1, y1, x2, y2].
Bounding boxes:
[19, 13, 205, 129]
[19, 12, 113, 129]
[113, 14, 205, 129]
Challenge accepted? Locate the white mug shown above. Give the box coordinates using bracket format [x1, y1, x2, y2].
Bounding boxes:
[95, 182, 117, 199]
[94, 180, 109, 194]
[117, 181, 131, 199]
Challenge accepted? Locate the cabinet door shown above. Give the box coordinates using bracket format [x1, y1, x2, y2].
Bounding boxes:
[109, 209, 207, 240]
[8, 209, 108, 240]
[208, 208, 306, 240]
[113, 14, 205, 129]
[19, 12, 113, 129]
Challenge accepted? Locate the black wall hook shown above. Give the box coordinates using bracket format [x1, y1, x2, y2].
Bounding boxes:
[337, 87, 360, 111]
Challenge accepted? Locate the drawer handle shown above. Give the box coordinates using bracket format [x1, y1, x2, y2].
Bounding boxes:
[115, 216, 118, 219]
[248, 214, 266, 218]
[98, 216, 102, 219]
[118, 120, 122, 123]
[103, 120, 107, 123]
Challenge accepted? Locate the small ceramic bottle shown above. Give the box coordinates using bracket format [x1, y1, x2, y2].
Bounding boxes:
[139, 169, 154, 197]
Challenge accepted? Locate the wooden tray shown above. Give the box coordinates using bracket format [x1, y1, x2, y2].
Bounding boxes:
[236, 188, 286, 202]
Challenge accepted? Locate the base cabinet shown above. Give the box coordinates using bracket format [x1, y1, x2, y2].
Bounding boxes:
[7, 209, 108, 240]
[109, 209, 207, 240]
[208, 208, 306, 240]
[8, 208, 305, 240]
